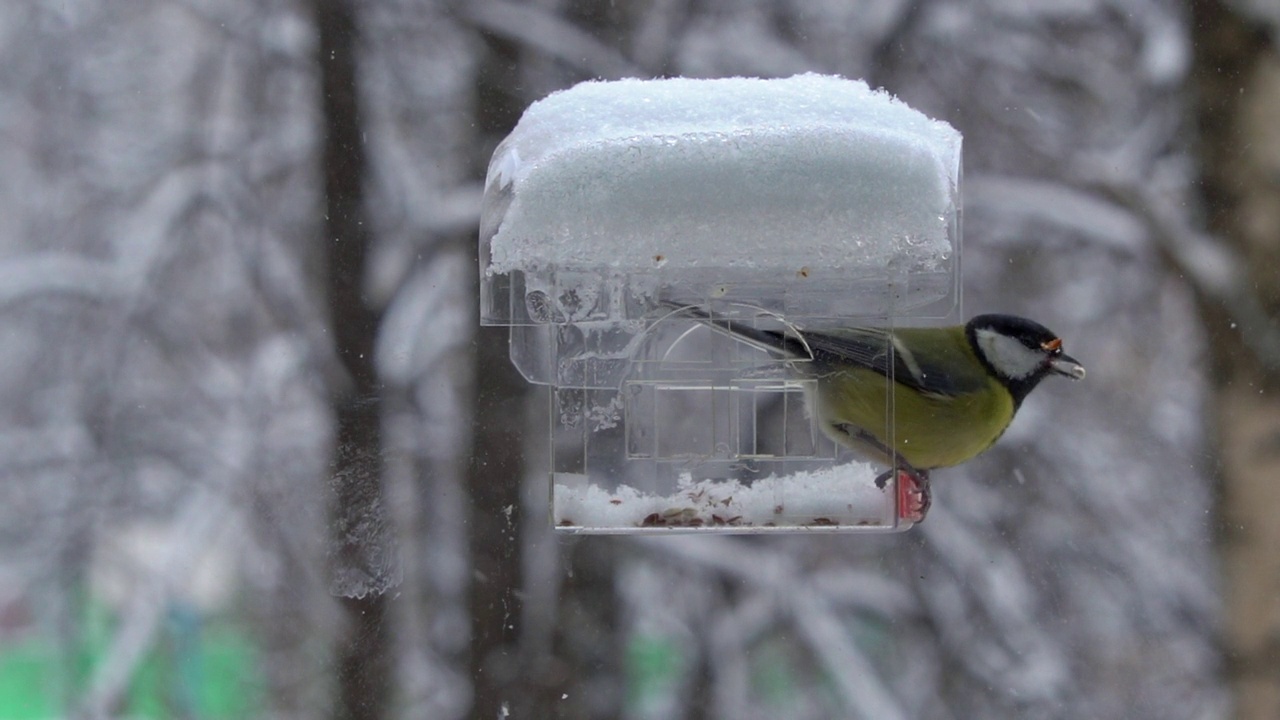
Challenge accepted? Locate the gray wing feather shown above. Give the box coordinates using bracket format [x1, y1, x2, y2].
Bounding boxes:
[802, 327, 982, 398]
[662, 304, 982, 398]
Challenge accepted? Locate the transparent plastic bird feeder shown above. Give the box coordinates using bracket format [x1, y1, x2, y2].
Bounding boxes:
[480, 74, 962, 533]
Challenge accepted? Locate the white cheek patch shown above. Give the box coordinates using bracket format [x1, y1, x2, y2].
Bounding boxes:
[975, 328, 1043, 380]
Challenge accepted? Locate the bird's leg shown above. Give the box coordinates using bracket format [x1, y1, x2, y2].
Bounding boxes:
[898, 468, 930, 523]
[872, 465, 930, 523]
[833, 423, 932, 523]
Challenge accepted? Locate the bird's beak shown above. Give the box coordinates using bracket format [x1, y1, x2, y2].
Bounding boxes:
[1049, 353, 1086, 380]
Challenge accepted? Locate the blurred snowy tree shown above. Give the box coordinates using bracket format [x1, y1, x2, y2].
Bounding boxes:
[0, 0, 476, 718]
[0, 0, 1251, 719]
[0, 0, 342, 716]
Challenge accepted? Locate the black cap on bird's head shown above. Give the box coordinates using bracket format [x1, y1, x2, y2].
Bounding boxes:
[965, 314, 1086, 404]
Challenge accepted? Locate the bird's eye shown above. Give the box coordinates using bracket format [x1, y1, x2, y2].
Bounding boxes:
[1041, 337, 1063, 354]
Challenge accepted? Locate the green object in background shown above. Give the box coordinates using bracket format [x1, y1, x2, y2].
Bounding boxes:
[626, 634, 686, 713]
[123, 619, 263, 719]
[750, 639, 801, 707]
[0, 602, 262, 720]
[0, 641, 58, 719]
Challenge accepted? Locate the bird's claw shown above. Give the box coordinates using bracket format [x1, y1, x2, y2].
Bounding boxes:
[873, 467, 931, 523]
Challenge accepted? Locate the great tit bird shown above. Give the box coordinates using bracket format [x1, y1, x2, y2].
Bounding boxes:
[664, 305, 1085, 522]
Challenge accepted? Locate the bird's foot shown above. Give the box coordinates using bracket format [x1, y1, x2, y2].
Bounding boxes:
[876, 468, 930, 524]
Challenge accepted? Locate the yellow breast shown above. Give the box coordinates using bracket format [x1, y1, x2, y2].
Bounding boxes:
[810, 366, 1016, 470]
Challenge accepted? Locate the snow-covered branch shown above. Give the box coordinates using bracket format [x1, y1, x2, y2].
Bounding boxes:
[456, 0, 641, 79]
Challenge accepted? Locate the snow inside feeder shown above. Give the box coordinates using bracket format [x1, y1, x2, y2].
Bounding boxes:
[479, 74, 962, 533]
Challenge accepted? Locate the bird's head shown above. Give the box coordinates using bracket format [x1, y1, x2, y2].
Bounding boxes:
[965, 314, 1085, 404]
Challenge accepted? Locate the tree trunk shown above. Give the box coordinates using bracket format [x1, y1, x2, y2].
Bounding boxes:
[1192, 3, 1280, 718]
[315, 1, 392, 718]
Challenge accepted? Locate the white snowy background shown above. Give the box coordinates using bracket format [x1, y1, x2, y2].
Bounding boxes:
[0, 1, 1269, 719]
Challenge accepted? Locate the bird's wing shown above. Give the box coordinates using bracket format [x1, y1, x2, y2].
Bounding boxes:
[661, 304, 987, 398]
[802, 326, 987, 398]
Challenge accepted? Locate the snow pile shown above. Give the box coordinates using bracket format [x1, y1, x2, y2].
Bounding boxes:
[486, 74, 960, 276]
[553, 462, 900, 532]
